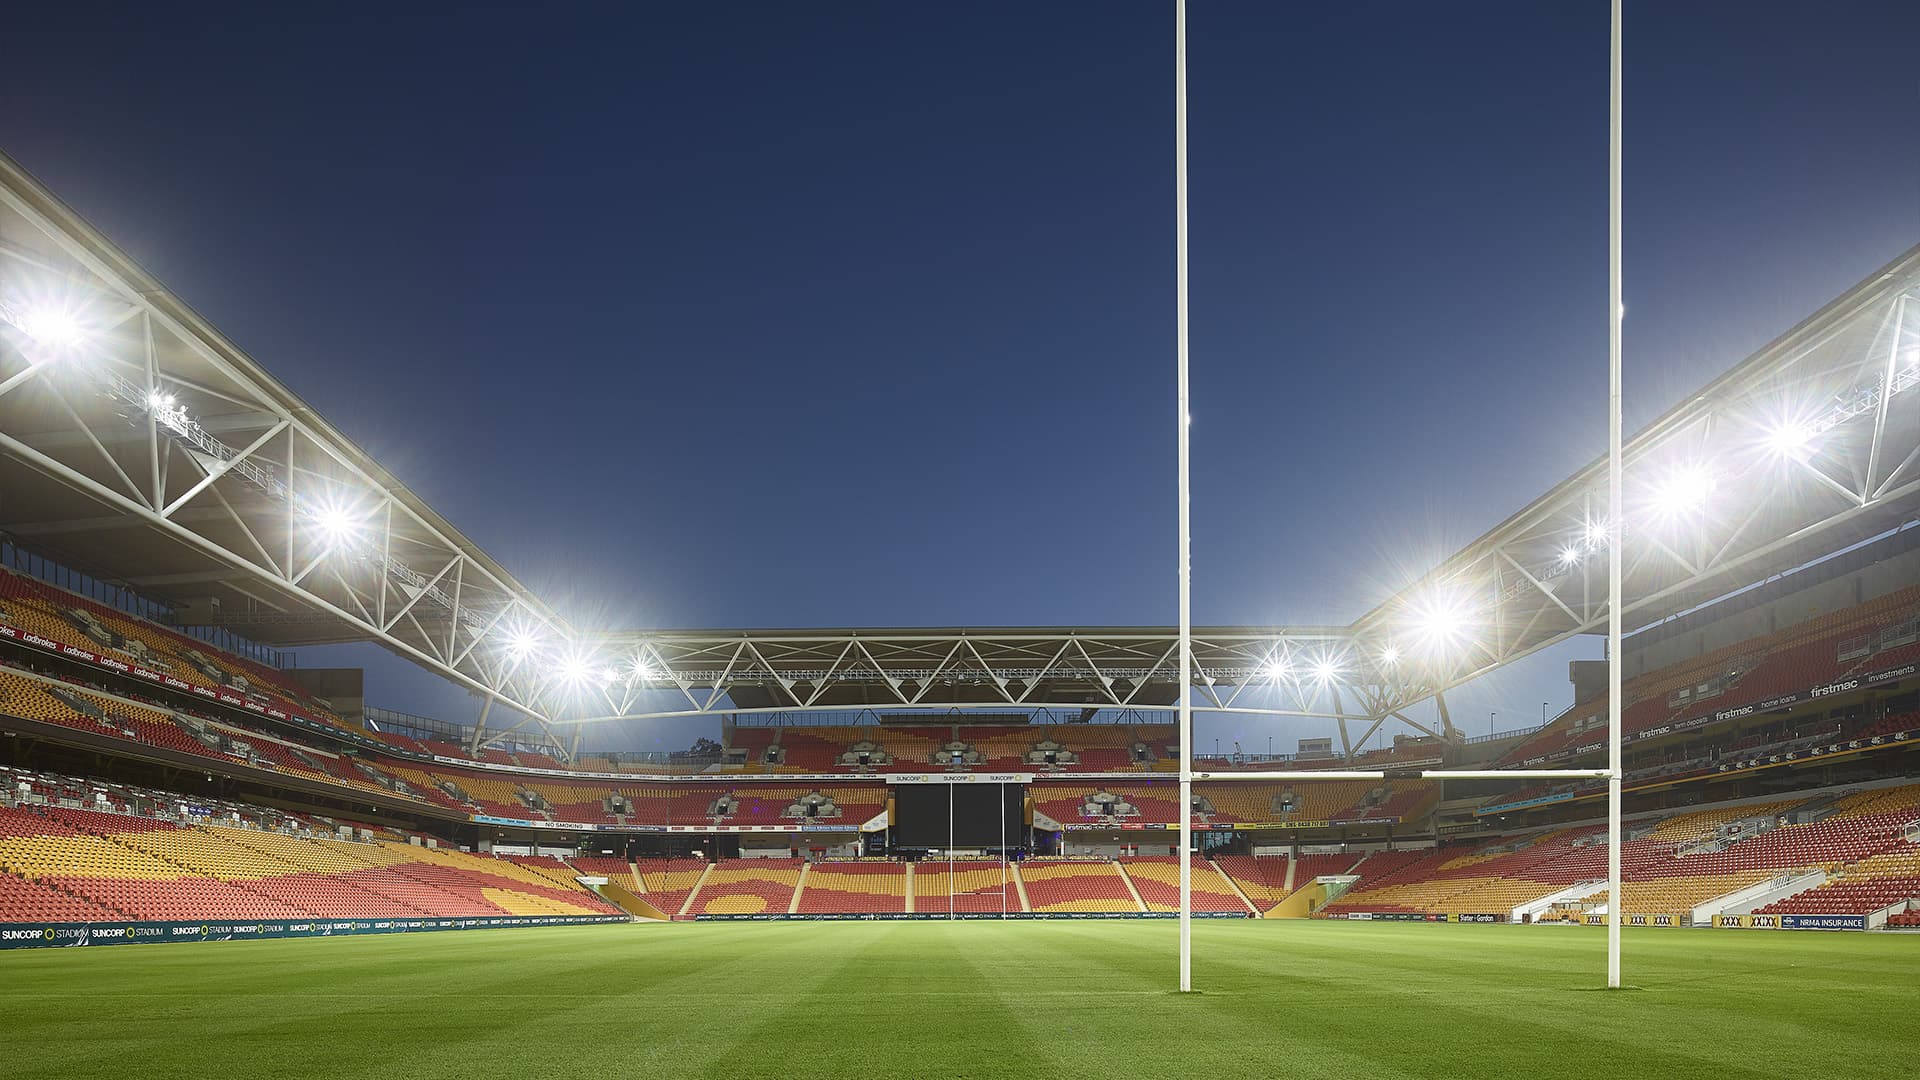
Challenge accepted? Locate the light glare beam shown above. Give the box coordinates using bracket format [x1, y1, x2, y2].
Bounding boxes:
[16, 305, 86, 349]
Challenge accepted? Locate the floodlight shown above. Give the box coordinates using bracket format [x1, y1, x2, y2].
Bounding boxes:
[1379, 645, 1400, 666]
[1405, 586, 1480, 657]
[631, 658, 655, 682]
[1767, 419, 1818, 458]
[1559, 545, 1583, 567]
[16, 306, 86, 349]
[1262, 658, 1292, 681]
[558, 654, 592, 683]
[503, 630, 538, 659]
[313, 505, 358, 544]
[1310, 657, 1340, 683]
[1652, 463, 1716, 517]
[146, 391, 175, 411]
[1583, 518, 1611, 548]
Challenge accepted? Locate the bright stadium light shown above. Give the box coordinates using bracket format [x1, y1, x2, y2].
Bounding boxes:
[1766, 418, 1820, 459]
[1405, 585, 1480, 658]
[1424, 605, 1464, 640]
[312, 505, 359, 546]
[16, 305, 86, 350]
[1651, 462, 1717, 518]
[503, 630, 538, 659]
[1310, 657, 1340, 683]
[1379, 645, 1400, 666]
[1559, 545, 1584, 568]
[1262, 657, 1292, 682]
[558, 653, 592, 684]
[145, 390, 189, 432]
[1583, 517, 1611, 548]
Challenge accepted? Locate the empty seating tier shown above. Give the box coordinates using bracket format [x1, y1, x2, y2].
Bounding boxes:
[1121, 856, 1252, 913]
[687, 859, 804, 915]
[914, 860, 1019, 914]
[796, 863, 907, 914]
[1017, 860, 1138, 913]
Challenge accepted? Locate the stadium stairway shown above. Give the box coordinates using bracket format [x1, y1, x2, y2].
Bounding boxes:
[1213, 854, 1290, 912]
[684, 859, 804, 917]
[677, 862, 717, 918]
[591, 876, 671, 920]
[789, 863, 809, 914]
[566, 856, 640, 891]
[1113, 861, 1148, 910]
[1212, 860, 1261, 913]
[1117, 857, 1254, 913]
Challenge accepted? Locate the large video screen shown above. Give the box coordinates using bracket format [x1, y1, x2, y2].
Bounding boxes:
[894, 783, 1025, 848]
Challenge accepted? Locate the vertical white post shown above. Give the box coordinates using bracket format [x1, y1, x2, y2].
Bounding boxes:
[1606, 0, 1624, 991]
[1175, 0, 1195, 994]
[949, 781, 956, 920]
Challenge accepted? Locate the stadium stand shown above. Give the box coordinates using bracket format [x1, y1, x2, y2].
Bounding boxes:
[1318, 784, 1920, 921]
[1212, 851, 1370, 912]
[0, 765, 624, 923]
[1212, 854, 1292, 908]
[6, 541, 1918, 935]
[634, 858, 709, 916]
[795, 862, 908, 914]
[1032, 781, 1186, 826]
[1017, 859, 1140, 913]
[685, 858, 805, 916]
[1499, 586, 1920, 766]
[914, 860, 1020, 913]
[0, 567, 352, 733]
[568, 856, 639, 890]
[1121, 856, 1253, 913]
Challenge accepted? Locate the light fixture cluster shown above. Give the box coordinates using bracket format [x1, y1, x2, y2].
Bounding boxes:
[494, 625, 657, 698]
[1260, 647, 1351, 690]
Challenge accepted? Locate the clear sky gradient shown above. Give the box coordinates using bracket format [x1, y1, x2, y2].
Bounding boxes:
[4, 2, 1916, 754]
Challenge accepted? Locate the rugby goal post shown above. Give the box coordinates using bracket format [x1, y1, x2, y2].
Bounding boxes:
[1171, 0, 1628, 992]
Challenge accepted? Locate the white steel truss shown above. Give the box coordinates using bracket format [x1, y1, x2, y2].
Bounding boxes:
[0, 154, 572, 752]
[0, 151, 1916, 769]
[1348, 241, 1920, 723]
[490, 626, 1380, 745]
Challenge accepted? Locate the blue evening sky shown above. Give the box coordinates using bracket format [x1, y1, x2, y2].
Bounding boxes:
[4, 2, 1916, 753]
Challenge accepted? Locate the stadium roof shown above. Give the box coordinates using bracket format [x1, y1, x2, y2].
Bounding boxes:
[1, 148, 1916, 756]
[0, 152, 569, 731]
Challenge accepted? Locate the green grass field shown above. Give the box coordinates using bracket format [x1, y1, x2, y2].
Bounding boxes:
[7, 921, 1914, 1079]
